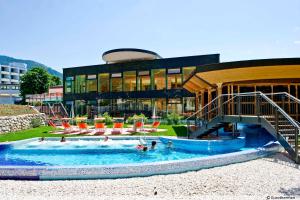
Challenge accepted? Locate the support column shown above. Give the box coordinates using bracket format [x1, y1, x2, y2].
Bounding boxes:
[217, 83, 223, 115]
[208, 88, 212, 119]
[200, 89, 205, 116]
[195, 92, 199, 113]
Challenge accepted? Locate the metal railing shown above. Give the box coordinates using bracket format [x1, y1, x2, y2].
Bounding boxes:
[265, 92, 300, 122]
[186, 91, 299, 162]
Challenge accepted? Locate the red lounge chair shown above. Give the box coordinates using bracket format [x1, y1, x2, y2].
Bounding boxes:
[111, 122, 123, 135]
[94, 122, 106, 135]
[48, 120, 56, 128]
[127, 121, 144, 133]
[77, 122, 91, 134]
[147, 121, 160, 132]
[62, 121, 78, 134]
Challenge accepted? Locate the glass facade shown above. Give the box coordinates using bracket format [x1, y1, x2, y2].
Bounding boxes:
[123, 71, 136, 91]
[153, 69, 166, 90]
[65, 76, 74, 94]
[183, 97, 195, 113]
[98, 73, 109, 93]
[75, 100, 86, 116]
[75, 75, 86, 93]
[65, 66, 201, 116]
[111, 73, 122, 92]
[167, 68, 182, 89]
[86, 75, 97, 92]
[167, 98, 182, 114]
[138, 71, 151, 91]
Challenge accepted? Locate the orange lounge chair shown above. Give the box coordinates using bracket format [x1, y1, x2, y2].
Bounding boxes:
[94, 122, 106, 135]
[48, 120, 56, 128]
[127, 121, 144, 133]
[62, 121, 78, 134]
[77, 122, 91, 134]
[111, 122, 123, 135]
[146, 121, 160, 132]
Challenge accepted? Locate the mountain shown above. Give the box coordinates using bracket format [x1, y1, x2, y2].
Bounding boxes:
[0, 55, 62, 78]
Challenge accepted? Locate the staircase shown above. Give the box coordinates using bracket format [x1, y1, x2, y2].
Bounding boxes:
[187, 92, 300, 163]
[36, 102, 69, 119]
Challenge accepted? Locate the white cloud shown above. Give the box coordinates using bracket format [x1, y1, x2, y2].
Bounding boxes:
[294, 40, 300, 44]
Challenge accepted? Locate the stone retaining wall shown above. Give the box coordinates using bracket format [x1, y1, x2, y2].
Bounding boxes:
[0, 114, 46, 134]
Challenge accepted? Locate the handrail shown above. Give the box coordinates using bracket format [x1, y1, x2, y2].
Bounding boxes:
[186, 92, 261, 120]
[187, 91, 300, 128]
[186, 96, 221, 120]
[259, 92, 300, 128]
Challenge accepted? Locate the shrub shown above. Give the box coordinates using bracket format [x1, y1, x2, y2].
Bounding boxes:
[127, 113, 148, 124]
[102, 112, 113, 125]
[166, 112, 183, 125]
[31, 118, 42, 128]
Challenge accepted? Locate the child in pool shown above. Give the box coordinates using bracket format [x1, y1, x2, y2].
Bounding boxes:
[151, 141, 157, 150]
[60, 136, 66, 142]
[38, 137, 45, 142]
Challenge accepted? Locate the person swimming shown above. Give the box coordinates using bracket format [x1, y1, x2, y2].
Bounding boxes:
[151, 141, 157, 150]
[103, 136, 109, 142]
[38, 137, 45, 142]
[167, 140, 173, 149]
[60, 136, 66, 142]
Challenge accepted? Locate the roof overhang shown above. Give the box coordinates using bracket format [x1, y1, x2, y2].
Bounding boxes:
[102, 48, 161, 64]
[183, 58, 300, 93]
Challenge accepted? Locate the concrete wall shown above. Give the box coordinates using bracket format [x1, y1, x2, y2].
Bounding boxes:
[0, 113, 46, 134]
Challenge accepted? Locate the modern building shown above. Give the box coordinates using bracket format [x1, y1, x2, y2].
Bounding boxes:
[63, 48, 300, 117]
[0, 62, 27, 104]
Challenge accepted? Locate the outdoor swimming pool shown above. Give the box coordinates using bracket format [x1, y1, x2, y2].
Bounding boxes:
[0, 124, 280, 180]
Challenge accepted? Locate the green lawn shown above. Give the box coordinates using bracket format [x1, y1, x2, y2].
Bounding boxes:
[0, 125, 188, 142]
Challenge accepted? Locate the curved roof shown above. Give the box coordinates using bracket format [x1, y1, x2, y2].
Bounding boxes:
[102, 48, 161, 63]
[183, 58, 300, 93]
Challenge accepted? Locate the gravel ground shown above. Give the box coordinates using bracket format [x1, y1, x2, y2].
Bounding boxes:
[1, 153, 299, 200]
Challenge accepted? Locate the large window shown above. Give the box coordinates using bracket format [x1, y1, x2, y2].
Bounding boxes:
[183, 97, 195, 113]
[124, 71, 136, 91]
[167, 68, 182, 89]
[137, 98, 152, 111]
[98, 73, 109, 93]
[154, 98, 166, 115]
[153, 69, 166, 90]
[75, 75, 86, 93]
[86, 75, 97, 92]
[65, 76, 74, 94]
[167, 98, 182, 114]
[138, 71, 151, 91]
[183, 66, 196, 81]
[75, 100, 86, 116]
[111, 73, 122, 92]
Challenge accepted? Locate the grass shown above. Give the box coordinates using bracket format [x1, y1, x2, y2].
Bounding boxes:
[0, 105, 37, 116]
[0, 124, 188, 142]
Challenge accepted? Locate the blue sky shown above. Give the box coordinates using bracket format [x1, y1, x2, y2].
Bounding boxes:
[0, 0, 299, 72]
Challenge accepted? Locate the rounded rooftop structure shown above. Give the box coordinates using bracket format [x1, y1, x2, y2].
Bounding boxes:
[102, 48, 162, 64]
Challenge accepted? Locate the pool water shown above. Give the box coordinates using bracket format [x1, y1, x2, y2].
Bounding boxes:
[0, 124, 276, 167]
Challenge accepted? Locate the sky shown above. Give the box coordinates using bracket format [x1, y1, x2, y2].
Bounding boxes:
[0, 0, 299, 72]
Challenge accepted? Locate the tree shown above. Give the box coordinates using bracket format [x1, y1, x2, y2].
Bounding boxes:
[49, 75, 62, 87]
[20, 67, 51, 103]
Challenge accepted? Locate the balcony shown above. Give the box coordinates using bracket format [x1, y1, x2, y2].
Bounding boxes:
[1, 71, 10, 74]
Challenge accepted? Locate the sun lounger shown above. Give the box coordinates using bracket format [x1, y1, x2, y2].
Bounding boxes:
[111, 122, 123, 135]
[48, 120, 57, 128]
[62, 121, 78, 134]
[94, 122, 106, 135]
[146, 121, 160, 132]
[127, 121, 144, 133]
[77, 122, 92, 134]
